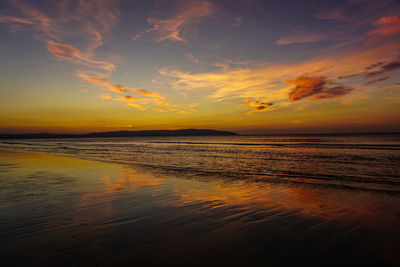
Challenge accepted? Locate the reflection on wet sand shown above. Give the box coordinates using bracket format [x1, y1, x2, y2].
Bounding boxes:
[1, 149, 399, 265]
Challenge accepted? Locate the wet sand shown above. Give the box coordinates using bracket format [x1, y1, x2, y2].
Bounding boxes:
[1, 149, 400, 266]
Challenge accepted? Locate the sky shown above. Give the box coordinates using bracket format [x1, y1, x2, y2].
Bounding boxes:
[0, 0, 400, 134]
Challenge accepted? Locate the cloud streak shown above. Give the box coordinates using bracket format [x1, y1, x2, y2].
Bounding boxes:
[287, 76, 352, 102]
[0, 0, 120, 76]
[139, 0, 215, 43]
[364, 57, 400, 78]
[79, 74, 169, 111]
[48, 41, 115, 74]
[276, 29, 341, 45]
[79, 74, 165, 99]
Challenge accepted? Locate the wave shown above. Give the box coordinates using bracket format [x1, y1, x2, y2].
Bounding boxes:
[1, 134, 399, 193]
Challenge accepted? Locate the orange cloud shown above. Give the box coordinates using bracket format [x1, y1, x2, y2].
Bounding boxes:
[100, 94, 111, 100]
[127, 103, 146, 110]
[80, 74, 166, 99]
[143, 0, 214, 42]
[79, 75, 126, 93]
[1, 0, 120, 77]
[79, 74, 168, 110]
[369, 14, 400, 38]
[135, 89, 164, 99]
[160, 39, 400, 110]
[47, 41, 115, 74]
[287, 75, 352, 102]
[245, 98, 273, 111]
[122, 95, 140, 102]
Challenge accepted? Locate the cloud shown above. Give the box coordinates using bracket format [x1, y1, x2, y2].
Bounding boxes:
[79, 73, 168, 110]
[233, 17, 243, 27]
[365, 61, 385, 71]
[280, 2, 400, 46]
[127, 103, 146, 111]
[79, 74, 165, 99]
[277, 29, 339, 45]
[364, 58, 400, 78]
[362, 76, 392, 86]
[159, 67, 291, 103]
[150, 102, 199, 114]
[369, 14, 400, 38]
[141, 0, 214, 43]
[79, 75, 126, 93]
[0, 0, 120, 48]
[121, 95, 142, 102]
[380, 82, 400, 89]
[135, 89, 164, 99]
[0, 1, 59, 39]
[185, 53, 199, 63]
[287, 75, 353, 102]
[245, 98, 273, 111]
[159, 37, 399, 109]
[47, 41, 115, 74]
[0, 0, 120, 76]
[100, 94, 111, 100]
[315, 8, 348, 21]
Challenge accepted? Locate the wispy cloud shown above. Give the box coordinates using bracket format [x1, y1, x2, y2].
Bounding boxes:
[362, 76, 393, 86]
[276, 29, 341, 45]
[79, 74, 164, 98]
[233, 17, 243, 27]
[0, 0, 120, 51]
[79, 73, 168, 110]
[0, 0, 60, 39]
[47, 41, 115, 74]
[100, 94, 112, 100]
[364, 57, 400, 78]
[279, 1, 399, 46]
[159, 39, 400, 109]
[127, 103, 146, 111]
[185, 53, 200, 63]
[136, 0, 215, 43]
[315, 7, 348, 21]
[0, 0, 121, 78]
[79, 75, 127, 93]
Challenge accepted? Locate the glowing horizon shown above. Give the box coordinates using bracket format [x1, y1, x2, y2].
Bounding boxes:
[1, 0, 400, 134]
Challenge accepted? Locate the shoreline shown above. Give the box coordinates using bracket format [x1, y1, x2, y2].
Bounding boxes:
[1, 144, 399, 194]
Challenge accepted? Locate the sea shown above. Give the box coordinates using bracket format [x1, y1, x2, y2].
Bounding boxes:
[1, 133, 400, 265]
[1, 133, 399, 193]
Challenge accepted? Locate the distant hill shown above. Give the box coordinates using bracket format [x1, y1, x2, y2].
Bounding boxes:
[0, 129, 238, 139]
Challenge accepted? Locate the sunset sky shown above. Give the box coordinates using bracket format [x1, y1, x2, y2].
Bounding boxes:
[1, 0, 400, 134]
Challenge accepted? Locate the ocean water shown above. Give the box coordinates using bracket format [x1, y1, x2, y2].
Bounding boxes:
[1, 133, 400, 192]
[1, 134, 400, 265]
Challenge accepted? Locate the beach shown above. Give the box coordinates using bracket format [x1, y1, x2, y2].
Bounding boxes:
[1, 139, 400, 265]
